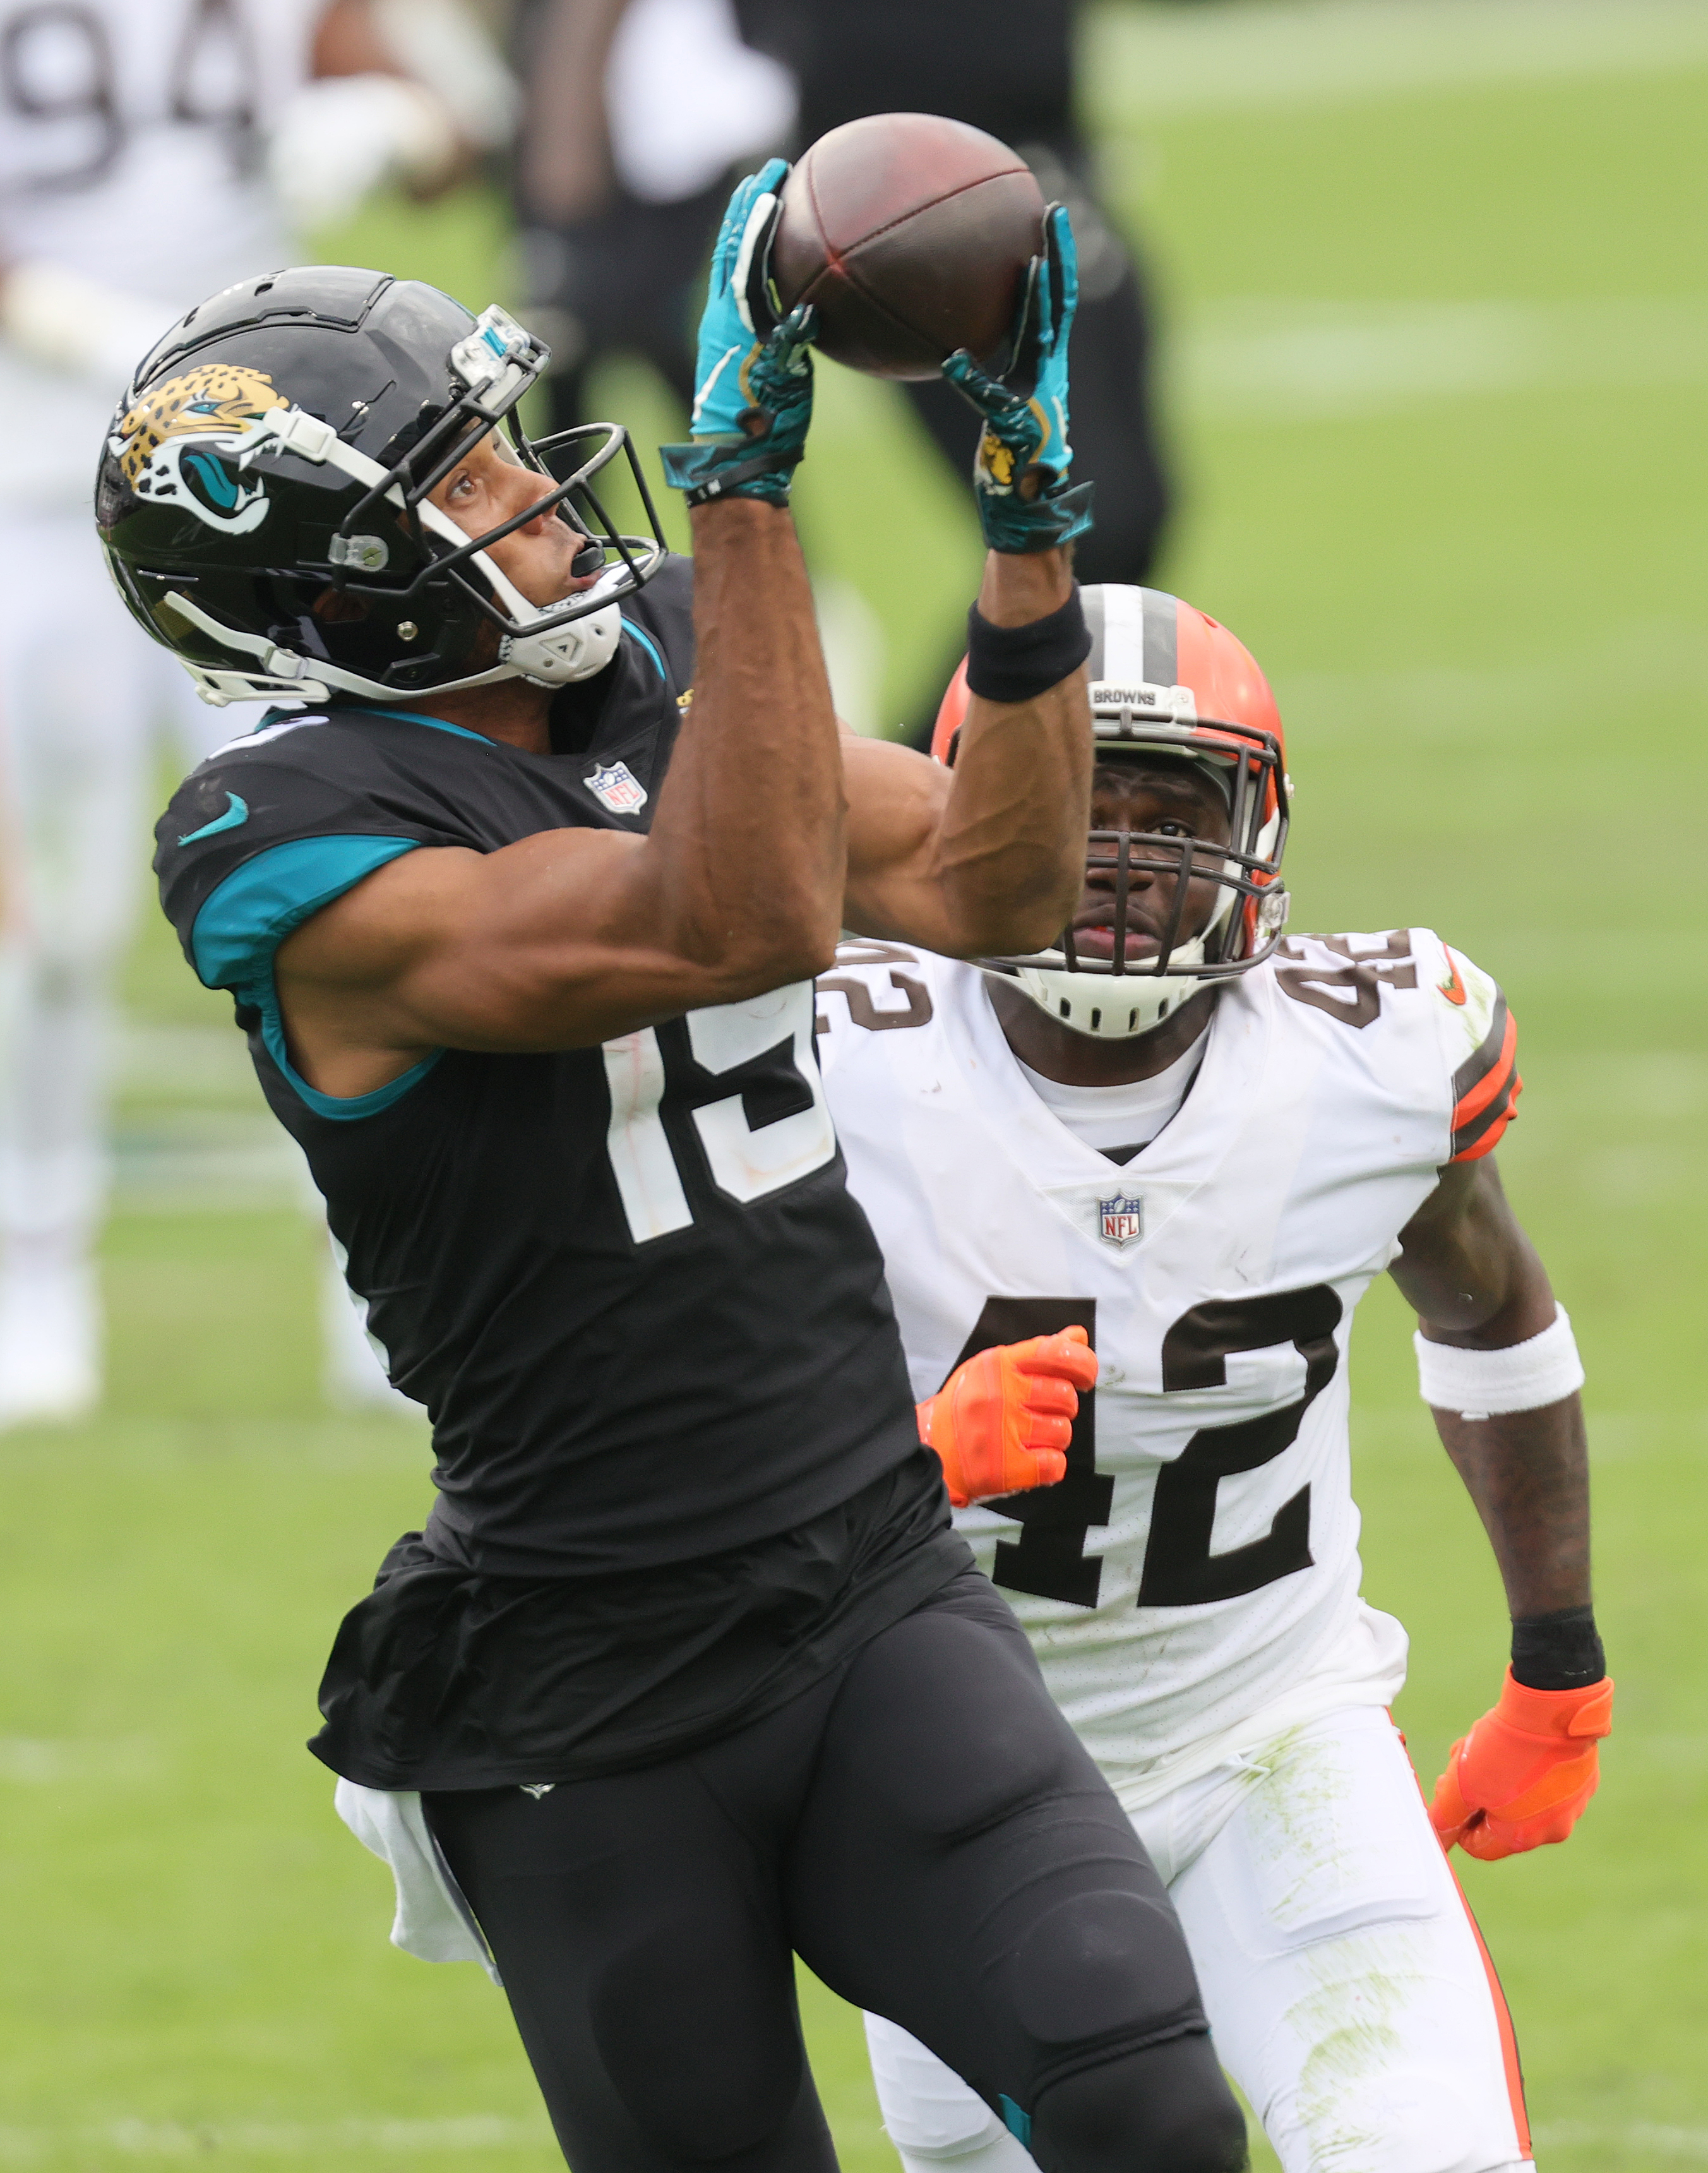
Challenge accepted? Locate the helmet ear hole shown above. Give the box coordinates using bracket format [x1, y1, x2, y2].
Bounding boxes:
[313, 587, 369, 626]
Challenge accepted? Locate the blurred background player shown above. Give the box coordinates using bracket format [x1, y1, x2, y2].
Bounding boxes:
[816, 585, 1611, 2173]
[509, 0, 1172, 723]
[0, 0, 513, 1425]
[775, 0, 1172, 596]
[510, 0, 796, 428]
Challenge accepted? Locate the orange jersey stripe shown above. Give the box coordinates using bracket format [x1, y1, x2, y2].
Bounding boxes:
[1453, 1010, 1519, 1130]
[1454, 1072, 1523, 1162]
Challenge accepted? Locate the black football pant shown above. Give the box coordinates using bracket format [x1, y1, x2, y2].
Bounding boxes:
[425, 1572, 1246, 2173]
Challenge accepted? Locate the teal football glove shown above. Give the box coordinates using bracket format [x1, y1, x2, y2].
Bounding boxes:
[941, 203, 1094, 553]
[659, 160, 816, 509]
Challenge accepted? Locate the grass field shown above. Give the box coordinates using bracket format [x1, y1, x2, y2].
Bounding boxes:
[4, 1, 1707, 2165]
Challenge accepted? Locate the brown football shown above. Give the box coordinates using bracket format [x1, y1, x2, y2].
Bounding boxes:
[767, 114, 1045, 381]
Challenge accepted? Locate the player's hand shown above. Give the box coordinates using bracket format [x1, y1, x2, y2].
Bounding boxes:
[917, 1327, 1097, 1508]
[939, 203, 1094, 554]
[659, 161, 816, 509]
[1429, 1668, 1613, 1860]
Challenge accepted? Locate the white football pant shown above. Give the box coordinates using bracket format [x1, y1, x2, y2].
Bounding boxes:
[0, 510, 405, 1416]
[0, 511, 222, 1372]
[864, 1705, 1533, 2173]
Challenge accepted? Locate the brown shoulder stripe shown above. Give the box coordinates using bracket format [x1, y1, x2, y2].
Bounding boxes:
[1452, 1065, 1521, 1160]
[1452, 992, 1512, 1111]
[1451, 996, 1521, 1160]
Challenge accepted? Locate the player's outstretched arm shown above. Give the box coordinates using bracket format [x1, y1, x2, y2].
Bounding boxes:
[275, 497, 844, 1091]
[1390, 1155, 1611, 1859]
[272, 174, 847, 1098]
[839, 205, 1096, 955]
[839, 547, 1091, 957]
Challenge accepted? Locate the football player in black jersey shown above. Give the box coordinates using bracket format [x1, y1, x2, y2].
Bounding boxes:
[108, 171, 1249, 2173]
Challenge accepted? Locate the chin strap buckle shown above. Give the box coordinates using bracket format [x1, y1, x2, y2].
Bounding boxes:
[499, 602, 623, 687]
[232, 404, 340, 472]
[183, 662, 331, 708]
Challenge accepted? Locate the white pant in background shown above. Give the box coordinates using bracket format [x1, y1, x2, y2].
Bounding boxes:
[0, 508, 405, 1416]
[864, 1705, 1532, 2173]
[0, 510, 220, 1314]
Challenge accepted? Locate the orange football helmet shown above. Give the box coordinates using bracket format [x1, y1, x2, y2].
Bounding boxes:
[934, 584, 1291, 1038]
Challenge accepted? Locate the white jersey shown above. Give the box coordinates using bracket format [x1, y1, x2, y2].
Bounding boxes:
[0, 0, 323, 506]
[817, 927, 1520, 1809]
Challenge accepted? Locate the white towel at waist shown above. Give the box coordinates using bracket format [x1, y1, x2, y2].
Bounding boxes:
[333, 1778, 501, 1985]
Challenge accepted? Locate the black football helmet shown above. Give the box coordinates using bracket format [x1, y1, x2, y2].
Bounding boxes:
[95, 265, 668, 707]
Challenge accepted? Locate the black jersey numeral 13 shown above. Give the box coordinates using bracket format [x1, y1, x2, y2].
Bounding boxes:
[1136, 1285, 1342, 1607]
[955, 1284, 1341, 1611]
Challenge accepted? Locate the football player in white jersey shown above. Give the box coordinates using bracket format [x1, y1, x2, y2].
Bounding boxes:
[0, 0, 513, 1422]
[816, 584, 1613, 2173]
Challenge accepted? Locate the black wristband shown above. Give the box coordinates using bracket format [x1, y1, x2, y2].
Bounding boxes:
[1510, 1603, 1606, 1691]
[964, 586, 1092, 705]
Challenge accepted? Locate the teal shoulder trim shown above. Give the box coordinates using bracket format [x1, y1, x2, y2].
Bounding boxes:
[256, 992, 442, 1122]
[189, 834, 442, 1123]
[357, 705, 494, 745]
[619, 618, 667, 679]
[190, 834, 421, 993]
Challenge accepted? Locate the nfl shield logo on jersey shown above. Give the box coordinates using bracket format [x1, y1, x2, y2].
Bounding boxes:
[1097, 1194, 1144, 1248]
[584, 760, 648, 815]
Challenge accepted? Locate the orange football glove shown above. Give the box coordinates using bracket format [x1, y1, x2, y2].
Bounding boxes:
[917, 1327, 1097, 1508]
[1430, 1668, 1613, 1860]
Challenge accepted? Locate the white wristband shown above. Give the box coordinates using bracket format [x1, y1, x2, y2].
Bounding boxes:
[1414, 1304, 1584, 1421]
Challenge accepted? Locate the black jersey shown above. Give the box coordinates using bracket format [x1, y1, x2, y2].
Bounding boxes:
[155, 558, 959, 1781]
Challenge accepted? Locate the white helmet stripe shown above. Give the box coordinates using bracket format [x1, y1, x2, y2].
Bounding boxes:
[1082, 584, 1106, 679]
[1097, 583, 1147, 683]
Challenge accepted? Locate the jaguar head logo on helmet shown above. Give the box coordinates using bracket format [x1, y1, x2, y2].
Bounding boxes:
[932, 583, 1291, 1039]
[96, 265, 669, 709]
[113, 362, 281, 535]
